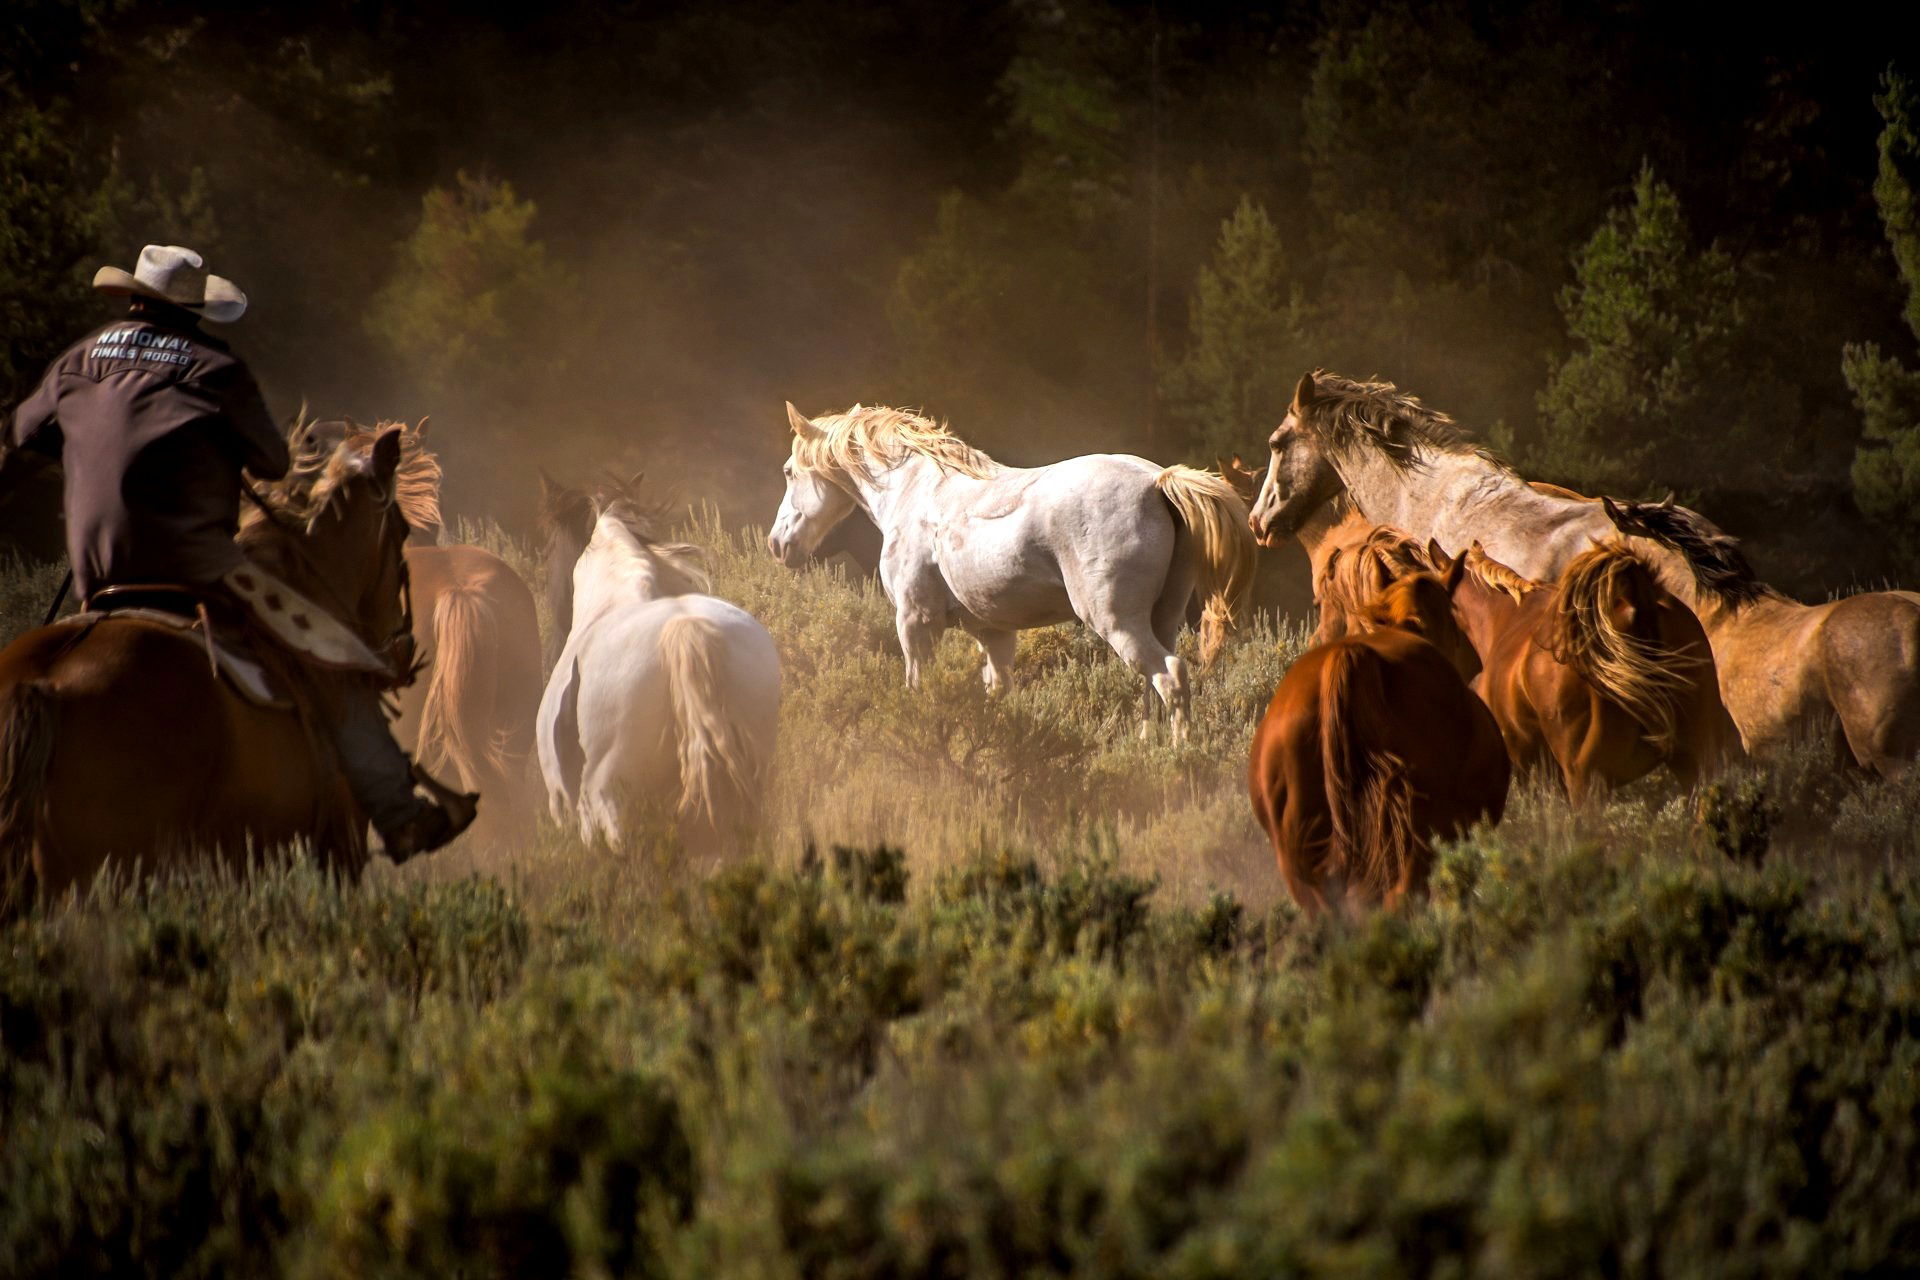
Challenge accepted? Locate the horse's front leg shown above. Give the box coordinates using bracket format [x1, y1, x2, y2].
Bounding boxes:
[896, 606, 944, 690]
[961, 620, 1017, 695]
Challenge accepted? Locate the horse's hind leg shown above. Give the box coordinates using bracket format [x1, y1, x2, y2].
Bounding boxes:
[1103, 621, 1190, 742]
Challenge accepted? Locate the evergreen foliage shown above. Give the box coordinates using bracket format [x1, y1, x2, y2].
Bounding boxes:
[1848, 70, 1920, 565]
[1160, 197, 1314, 459]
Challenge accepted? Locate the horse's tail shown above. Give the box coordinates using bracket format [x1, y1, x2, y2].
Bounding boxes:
[659, 615, 764, 830]
[1156, 464, 1258, 665]
[1551, 543, 1693, 753]
[417, 580, 511, 794]
[0, 679, 55, 917]
[1318, 645, 1420, 910]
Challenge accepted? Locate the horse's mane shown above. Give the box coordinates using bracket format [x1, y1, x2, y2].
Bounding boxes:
[1462, 544, 1536, 603]
[541, 472, 710, 596]
[1316, 521, 1432, 620]
[794, 404, 999, 480]
[1299, 370, 1505, 473]
[270, 415, 442, 531]
[1549, 541, 1693, 752]
[1603, 499, 1776, 607]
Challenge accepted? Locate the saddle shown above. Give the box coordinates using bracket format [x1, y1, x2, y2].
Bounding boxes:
[63, 585, 293, 711]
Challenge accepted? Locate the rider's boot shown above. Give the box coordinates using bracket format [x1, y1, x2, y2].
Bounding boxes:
[331, 686, 479, 861]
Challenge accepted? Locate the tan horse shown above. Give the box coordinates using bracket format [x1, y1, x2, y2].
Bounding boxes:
[0, 424, 416, 913]
[1249, 562, 1509, 916]
[1604, 498, 1920, 772]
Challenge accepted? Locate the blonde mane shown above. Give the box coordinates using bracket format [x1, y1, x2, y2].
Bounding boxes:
[793, 404, 999, 481]
[1315, 519, 1432, 622]
[1462, 544, 1537, 603]
[1548, 542, 1693, 752]
[267, 415, 443, 531]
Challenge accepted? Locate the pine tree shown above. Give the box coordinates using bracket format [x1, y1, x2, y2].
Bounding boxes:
[1533, 166, 1751, 496]
[367, 173, 568, 399]
[1847, 70, 1920, 566]
[1160, 197, 1314, 462]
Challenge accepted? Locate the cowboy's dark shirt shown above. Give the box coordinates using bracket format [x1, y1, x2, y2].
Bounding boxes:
[6, 307, 289, 603]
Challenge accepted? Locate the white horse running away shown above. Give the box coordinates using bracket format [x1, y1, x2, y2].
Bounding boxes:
[537, 476, 780, 849]
[766, 403, 1256, 739]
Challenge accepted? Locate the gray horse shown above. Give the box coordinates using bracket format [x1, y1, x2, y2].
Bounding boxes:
[1249, 371, 1616, 580]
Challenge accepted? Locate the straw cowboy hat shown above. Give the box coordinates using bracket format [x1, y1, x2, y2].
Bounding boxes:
[92, 244, 247, 324]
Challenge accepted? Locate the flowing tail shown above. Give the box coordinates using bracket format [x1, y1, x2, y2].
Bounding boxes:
[1317, 646, 1420, 910]
[1550, 543, 1693, 754]
[417, 581, 514, 795]
[658, 615, 765, 830]
[1156, 465, 1258, 665]
[0, 680, 54, 917]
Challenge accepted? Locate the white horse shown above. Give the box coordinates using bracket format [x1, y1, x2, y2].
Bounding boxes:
[1249, 370, 1617, 581]
[766, 403, 1256, 739]
[536, 477, 780, 849]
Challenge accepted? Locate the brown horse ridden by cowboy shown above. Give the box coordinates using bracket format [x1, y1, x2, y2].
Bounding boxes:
[0, 245, 476, 910]
[297, 416, 546, 843]
[1249, 560, 1510, 917]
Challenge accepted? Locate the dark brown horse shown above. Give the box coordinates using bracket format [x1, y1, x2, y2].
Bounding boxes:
[0, 424, 416, 912]
[1429, 540, 1738, 803]
[395, 543, 544, 839]
[1248, 563, 1509, 917]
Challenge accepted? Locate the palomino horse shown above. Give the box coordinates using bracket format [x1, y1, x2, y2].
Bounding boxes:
[1248, 370, 1619, 580]
[537, 476, 781, 850]
[0, 424, 416, 913]
[1604, 498, 1920, 772]
[1248, 562, 1509, 916]
[1431, 540, 1735, 801]
[769, 403, 1256, 738]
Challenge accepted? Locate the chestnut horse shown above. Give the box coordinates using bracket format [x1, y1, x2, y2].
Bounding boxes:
[0, 424, 415, 913]
[1429, 540, 1737, 802]
[1249, 562, 1509, 917]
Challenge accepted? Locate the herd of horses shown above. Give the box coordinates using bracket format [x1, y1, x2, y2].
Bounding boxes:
[2, 368, 1917, 919]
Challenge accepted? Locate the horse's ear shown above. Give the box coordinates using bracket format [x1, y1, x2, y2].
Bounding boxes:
[1293, 372, 1317, 409]
[786, 401, 818, 438]
[1659, 491, 1676, 509]
[1600, 495, 1627, 529]
[371, 425, 404, 483]
[1425, 538, 1453, 571]
[1441, 550, 1467, 593]
[628, 468, 645, 495]
[414, 416, 431, 440]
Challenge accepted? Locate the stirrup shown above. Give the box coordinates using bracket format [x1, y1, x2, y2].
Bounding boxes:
[410, 764, 479, 825]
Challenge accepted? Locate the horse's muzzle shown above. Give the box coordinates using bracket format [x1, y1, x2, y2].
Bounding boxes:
[767, 533, 804, 568]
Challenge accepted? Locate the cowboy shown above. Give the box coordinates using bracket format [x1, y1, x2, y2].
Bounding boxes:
[1, 244, 476, 858]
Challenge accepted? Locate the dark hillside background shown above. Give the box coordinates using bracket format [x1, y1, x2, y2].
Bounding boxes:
[3, 0, 1915, 596]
